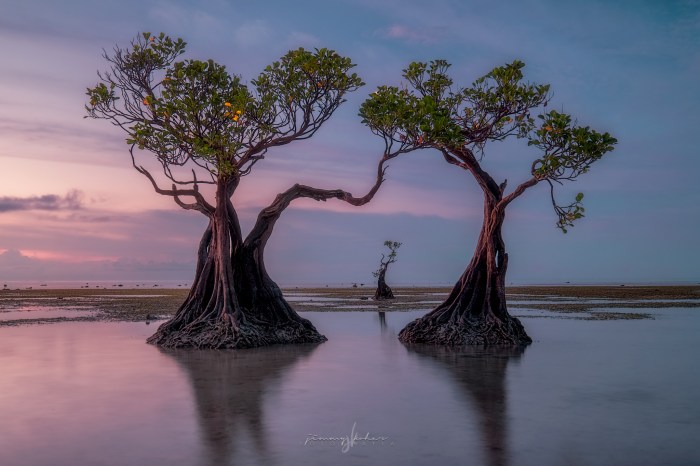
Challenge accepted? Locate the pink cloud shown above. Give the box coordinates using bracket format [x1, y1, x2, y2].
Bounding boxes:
[383, 24, 438, 43]
[18, 249, 117, 263]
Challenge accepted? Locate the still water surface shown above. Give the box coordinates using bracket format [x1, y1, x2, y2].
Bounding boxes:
[1, 309, 699, 465]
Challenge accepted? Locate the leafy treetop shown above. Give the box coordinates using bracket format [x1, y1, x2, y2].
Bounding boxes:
[86, 32, 363, 185]
[359, 60, 617, 232]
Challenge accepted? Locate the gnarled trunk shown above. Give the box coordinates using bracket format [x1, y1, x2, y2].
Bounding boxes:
[148, 181, 326, 348]
[231, 236, 325, 345]
[399, 200, 531, 346]
[148, 151, 394, 349]
[374, 268, 395, 300]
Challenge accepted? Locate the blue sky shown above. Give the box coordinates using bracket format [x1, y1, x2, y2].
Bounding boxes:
[0, 0, 699, 285]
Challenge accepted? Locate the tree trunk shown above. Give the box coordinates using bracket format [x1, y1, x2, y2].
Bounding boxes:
[147, 152, 393, 349]
[231, 239, 326, 346]
[374, 267, 395, 300]
[147, 181, 326, 348]
[398, 201, 531, 346]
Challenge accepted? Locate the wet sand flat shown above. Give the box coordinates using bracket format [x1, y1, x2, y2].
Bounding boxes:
[1, 285, 699, 326]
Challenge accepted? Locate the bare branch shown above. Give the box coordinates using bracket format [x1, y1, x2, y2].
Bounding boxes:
[500, 177, 539, 208]
[129, 145, 214, 215]
[439, 148, 470, 170]
[244, 149, 398, 250]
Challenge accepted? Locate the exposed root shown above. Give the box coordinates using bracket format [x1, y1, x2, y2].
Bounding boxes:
[147, 316, 326, 349]
[398, 314, 531, 346]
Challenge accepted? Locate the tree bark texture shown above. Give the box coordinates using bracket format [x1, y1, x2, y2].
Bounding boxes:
[399, 195, 531, 346]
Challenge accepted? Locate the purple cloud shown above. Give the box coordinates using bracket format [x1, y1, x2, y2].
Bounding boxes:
[0, 190, 83, 213]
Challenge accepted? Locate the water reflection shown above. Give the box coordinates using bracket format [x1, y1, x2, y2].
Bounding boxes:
[377, 311, 387, 332]
[162, 344, 320, 466]
[406, 345, 526, 466]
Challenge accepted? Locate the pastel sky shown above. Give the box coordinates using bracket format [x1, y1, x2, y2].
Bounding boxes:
[1, 0, 699, 285]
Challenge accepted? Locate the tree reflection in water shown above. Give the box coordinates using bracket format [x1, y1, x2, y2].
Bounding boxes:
[162, 344, 319, 466]
[377, 311, 387, 333]
[406, 345, 526, 466]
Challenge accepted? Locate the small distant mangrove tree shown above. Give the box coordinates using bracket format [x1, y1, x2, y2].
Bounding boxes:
[373, 240, 401, 300]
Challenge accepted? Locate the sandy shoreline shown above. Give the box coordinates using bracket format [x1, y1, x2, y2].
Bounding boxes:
[1, 285, 699, 327]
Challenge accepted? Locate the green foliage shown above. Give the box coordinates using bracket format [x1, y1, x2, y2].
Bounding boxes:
[360, 61, 463, 149]
[529, 110, 617, 181]
[360, 59, 550, 151]
[86, 33, 363, 181]
[360, 59, 617, 232]
[249, 48, 363, 146]
[384, 240, 402, 257]
[554, 192, 585, 233]
[135, 58, 252, 175]
[254, 47, 362, 110]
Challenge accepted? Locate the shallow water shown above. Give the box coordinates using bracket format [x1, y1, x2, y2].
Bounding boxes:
[0, 306, 96, 321]
[284, 296, 349, 302]
[0, 310, 699, 465]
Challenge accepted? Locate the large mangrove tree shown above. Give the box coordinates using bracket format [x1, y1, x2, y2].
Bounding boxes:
[361, 60, 616, 345]
[86, 33, 406, 348]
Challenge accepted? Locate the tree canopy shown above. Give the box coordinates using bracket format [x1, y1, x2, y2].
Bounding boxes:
[360, 59, 617, 232]
[86, 32, 364, 214]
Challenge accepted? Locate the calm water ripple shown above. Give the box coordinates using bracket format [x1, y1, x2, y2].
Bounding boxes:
[0, 309, 698, 465]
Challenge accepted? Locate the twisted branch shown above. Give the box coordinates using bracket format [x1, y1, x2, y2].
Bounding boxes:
[130, 145, 214, 215]
[244, 151, 396, 250]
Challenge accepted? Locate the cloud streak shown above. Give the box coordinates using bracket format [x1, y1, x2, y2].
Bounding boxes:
[0, 248, 196, 281]
[233, 20, 273, 47]
[0, 190, 84, 213]
[381, 24, 440, 43]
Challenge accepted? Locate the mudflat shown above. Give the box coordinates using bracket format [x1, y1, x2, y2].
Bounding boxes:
[1, 285, 699, 326]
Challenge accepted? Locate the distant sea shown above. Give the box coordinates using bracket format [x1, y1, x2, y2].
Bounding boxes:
[1, 279, 697, 290]
[1, 280, 191, 290]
